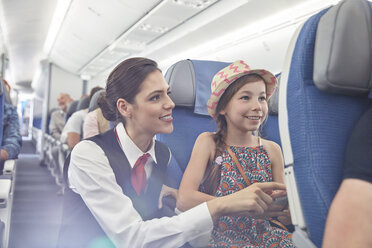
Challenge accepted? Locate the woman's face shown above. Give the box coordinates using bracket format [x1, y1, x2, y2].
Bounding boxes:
[127, 70, 175, 137]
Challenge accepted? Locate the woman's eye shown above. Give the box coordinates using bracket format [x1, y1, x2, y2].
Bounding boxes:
[150, 95, 160, 101]
[167, 91, 172, 95]
[240, 96, 249, 100]
[259, 96, 267, 101]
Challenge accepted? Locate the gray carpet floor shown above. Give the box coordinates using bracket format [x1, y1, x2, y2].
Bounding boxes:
[8, 141, 63, 248]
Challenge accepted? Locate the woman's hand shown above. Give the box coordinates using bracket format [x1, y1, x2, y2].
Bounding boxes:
[207, 182, 287, 221]
[158, 184, 178, 209]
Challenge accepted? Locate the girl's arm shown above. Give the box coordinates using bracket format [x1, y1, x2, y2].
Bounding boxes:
[177, 132, 217, 211]
[264, 140, 285, 184]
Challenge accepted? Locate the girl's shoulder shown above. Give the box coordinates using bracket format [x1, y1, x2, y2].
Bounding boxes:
[195, 132, 216, 150]
[260, 138, 282, 156]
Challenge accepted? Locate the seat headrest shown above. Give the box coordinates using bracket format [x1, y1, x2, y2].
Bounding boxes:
[66, 100, 79, 116]
[313, 0, 372, 96]
[76, 96, 89, 111]
[268, 74, 281, 115]
[89, 89, 105, 112]
[165, 59, 229, 115]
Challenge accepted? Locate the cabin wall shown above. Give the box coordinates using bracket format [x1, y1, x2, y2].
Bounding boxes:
[49, 64, 82, 110]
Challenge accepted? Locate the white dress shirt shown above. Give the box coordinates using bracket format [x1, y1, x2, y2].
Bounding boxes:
[68, 122, 213, 248]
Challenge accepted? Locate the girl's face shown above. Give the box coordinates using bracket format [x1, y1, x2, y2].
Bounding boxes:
[220, 79, 268, 133]
[125, 70, 175, 137]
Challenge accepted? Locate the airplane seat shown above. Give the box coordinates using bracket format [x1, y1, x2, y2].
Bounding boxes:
[76, 95, 89, 111]
[0, 80, 4, 148]
[156, 59, 229, 186]
[261, 74, 281, 147]
[65, 100, 79, 121]
[279, 0, 372, 247]
[45, 107, 58, 135]
[88, 89, 104, 112]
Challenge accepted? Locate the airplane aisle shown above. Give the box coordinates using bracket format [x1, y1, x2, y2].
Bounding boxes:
[9, 140, 63, 248]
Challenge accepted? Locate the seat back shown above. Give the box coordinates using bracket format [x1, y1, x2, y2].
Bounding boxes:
[88, 89, 104, 112]
[65, 100, 79, 121]
[261, 74, 281, 146]
[157, 60, 229, 185]
[279, 0, 372, 246]
[0, 80, 5, 146]
[76, 96, 89, 111]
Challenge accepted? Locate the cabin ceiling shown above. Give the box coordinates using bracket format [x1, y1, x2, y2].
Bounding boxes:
[0, 0, 336, 89]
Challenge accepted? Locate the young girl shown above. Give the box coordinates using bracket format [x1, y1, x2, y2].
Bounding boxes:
[57, 57, 287, 248]
[178, 60, 294, 247]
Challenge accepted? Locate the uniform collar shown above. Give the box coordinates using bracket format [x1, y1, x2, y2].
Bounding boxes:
[115, 122, 157, 168]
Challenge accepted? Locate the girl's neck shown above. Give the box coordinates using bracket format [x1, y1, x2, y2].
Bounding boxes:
[224, 128, 259, 147]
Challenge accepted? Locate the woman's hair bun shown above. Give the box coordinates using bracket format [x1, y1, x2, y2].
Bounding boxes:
[97, 91, 116, 121]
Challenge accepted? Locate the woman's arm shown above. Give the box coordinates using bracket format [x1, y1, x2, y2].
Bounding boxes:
[177, 132, 217, 211]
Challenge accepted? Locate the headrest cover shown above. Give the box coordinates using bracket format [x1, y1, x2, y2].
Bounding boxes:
[76, 96, 89, 111]
[66, 100, 79, 115]
[89, 89, 105, 112]
[268, 74, 281, 115]
[165, 60, 195, 107]
[313, 0, 372, 96]
[165, 59, 229, 115]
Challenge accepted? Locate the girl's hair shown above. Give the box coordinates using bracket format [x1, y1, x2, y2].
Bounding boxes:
[203, 74, 266, 195]
[98, 57, 161, 123]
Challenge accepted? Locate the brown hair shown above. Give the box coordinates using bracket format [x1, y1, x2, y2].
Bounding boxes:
[203, 74, 266, 195]
[98, 57, 161, 124]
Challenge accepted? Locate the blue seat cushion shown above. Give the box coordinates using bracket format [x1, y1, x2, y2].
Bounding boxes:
[157, 107, 216, 175]
[286, 8, 372, 246]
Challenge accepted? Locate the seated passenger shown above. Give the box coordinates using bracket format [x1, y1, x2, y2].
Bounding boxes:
[49, 93, 73, 140]
[83, 107, 109, 139]
[57, 57, 287, 248]
[0, 80, 22, 174]
[60, 87, 102, 150]
[177, 60, 294, 247]
[323, 108, 372, 248]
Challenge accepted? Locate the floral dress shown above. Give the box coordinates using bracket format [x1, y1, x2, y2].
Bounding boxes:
[200, 145, 295, 248]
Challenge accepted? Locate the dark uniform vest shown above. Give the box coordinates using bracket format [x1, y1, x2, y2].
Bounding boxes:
[57, 129, 172, 247]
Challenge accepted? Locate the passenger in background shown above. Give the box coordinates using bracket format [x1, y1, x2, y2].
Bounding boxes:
[177, 60, 294, 247]
[323, 108, 372, 248]
[60, 87, 102, 150]
[83, 90, 109, 139]
[0, 79, 22, 174]
[49, 93, 73, 140]
[57, 57, 287, 248]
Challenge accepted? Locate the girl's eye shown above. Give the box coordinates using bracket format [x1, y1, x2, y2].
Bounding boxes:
[259, 96, 267, 101]
[167, 91, 172, 95]
[150, 95, 160, 101]
[240, 96, 249, 100]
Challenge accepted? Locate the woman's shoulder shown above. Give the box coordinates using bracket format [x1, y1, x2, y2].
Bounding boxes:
[71, 140, 105, 159]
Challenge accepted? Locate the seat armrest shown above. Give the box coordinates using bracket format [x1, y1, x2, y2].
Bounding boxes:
[0, 179, 11, 208]
[3, 160, 16, 175]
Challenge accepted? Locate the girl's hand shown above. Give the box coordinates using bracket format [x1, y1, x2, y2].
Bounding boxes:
[158, 184, 178, 209]
[277, 209, 292, 225]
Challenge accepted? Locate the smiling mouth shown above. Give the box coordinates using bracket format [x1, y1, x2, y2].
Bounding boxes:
[159, 115, 172, 121]
[245, 116, 261, 120]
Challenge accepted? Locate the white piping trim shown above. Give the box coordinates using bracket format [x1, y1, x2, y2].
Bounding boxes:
[279, 21, 305, 166]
